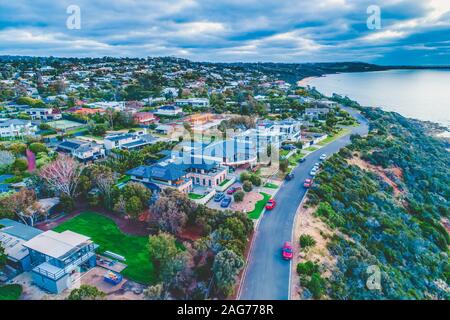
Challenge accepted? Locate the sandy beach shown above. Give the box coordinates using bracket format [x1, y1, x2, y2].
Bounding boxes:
[296, 76, 317, 87]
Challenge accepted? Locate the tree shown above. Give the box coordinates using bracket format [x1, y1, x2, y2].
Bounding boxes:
[279, 159, 289, 173]
[212, 249, 244, 296]
[242, 180, 253, 192]
[125, 196, 143, 218]
[0, 243, 7, 269]
[12, 158, 28, 172]
[8, 143, 27, 155]
[68, 285, 106, 300]
[39, 155, 83, 199]
[0, 189, 44, 226]
[233, 191, 245, 202]
[250, 174, 261, 187]
[90, 165, 116, 209]
[239, 171, 250, 182]
[0, 150, 14, 169]
[307, 273, 325, 299]
[28, 143, 48, 154]
[143, 283, 169, 300]
[148, 232, 186, 284]
[150, 189, 196, 235]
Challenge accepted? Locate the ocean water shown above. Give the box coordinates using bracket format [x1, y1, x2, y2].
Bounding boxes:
[307, 69, 450, 128]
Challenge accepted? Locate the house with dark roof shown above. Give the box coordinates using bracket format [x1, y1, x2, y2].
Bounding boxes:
[126, 158, 228, 194]
[57, 139, 105, 163]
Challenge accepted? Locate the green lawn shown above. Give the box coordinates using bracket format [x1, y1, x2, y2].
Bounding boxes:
[317, 128, 351, 146]
[288, 152, 306, 166]
[188, 193, 205, 200]
[304, 146, 319, 152]
[263, 182, 279, 189]
[53, 212, 154, 284]
[117, 175, 131, 184]
[248, 192, 272, 220]
[279, 149, 290, 158]
[0, 284, 22, 300]
[219, 178, 230, 187]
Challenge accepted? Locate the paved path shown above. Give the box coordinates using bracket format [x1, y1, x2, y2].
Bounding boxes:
[239, 107, 368, 300]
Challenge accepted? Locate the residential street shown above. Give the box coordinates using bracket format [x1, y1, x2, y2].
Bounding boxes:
[239, 107, 369, 300]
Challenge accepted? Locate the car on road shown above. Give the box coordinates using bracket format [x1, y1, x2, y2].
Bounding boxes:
[265, 199, 276, 210]
[320, 153, 327, 161]
[220, 196, 232, 208]
[214, 192, 225, 202]
[227, 186, 242, 195]
[285, 172, 294, 181]
[281, 242, 293, 260]
[303, 178, 313, 188]
[299, 157, 306, 163]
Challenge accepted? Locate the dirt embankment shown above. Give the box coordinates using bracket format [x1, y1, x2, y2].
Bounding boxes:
[347, 154, 405, 198]
[291, 203, 337, 300]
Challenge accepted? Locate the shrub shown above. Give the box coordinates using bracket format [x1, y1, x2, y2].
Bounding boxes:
[296, 261, 319, 276]
[299, 234, 316, 248]
[307, 273, 325, 299]
[233, 191, 245, 202]
[242, 180, 253, 192]
[12, 158, 27, 172]
[240, 172, 251, 182]
[250, 174, 261, 187]
[28, 142, 48, 154]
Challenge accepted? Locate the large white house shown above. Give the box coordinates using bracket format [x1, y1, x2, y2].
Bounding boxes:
[175, 98, 209, 108]
[0, 119, 38, 138]
[153, 105, 183, 116]
[104, 129, 156, 151]
[22, 107, 62, 121]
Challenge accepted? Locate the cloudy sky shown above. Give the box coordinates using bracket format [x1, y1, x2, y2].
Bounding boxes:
[1, 0, 449, 65]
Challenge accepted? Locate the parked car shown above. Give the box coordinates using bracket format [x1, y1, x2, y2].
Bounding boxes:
[281, 242, 293, 260]
[314, 162, 321, 167]
[220, 196, 232, 208]
[265, 199, 276, 210]
[285, 172, 294, 181]
[310, 169, 318, 176]
[214, 192, 225, 202]
[281, 144, 296, 151]
[227, 186, 241, 194]
[320, 153, 327, 161]
[304, 179, 313, 188]
[299, 157, 306, 163]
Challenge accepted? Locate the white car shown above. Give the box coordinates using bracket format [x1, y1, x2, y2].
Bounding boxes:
[319, 153, 327, 161]
[310, 170, 318, 176]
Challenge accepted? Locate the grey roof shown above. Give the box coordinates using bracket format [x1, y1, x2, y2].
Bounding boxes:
[127, 163, 186, 181]
[0, 218, 43, 241]
[58, 139, 85, 150]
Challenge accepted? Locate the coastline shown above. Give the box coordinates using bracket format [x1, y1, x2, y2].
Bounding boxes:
[296, 76, 317, 87]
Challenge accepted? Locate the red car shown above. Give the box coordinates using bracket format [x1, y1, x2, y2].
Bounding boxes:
[265, 199, 276, 210]
[303, 179, 313, 188]
[227, 186, 241, 195]
[281, 242, 293, 260]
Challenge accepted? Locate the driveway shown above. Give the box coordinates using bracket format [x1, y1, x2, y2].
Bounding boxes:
[239, 107, 368, 300]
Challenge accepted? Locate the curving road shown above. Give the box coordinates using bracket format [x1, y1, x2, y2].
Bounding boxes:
[239, 107, 368, 300]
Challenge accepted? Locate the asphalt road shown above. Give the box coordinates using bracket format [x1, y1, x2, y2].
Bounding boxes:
[239, 107, 368, 300]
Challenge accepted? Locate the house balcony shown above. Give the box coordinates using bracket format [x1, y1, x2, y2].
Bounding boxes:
[32, 250, 96, 280]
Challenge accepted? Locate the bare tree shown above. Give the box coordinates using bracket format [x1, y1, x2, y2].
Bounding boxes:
[39, 154, 83, 199]
[91, 165, 116, 209]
